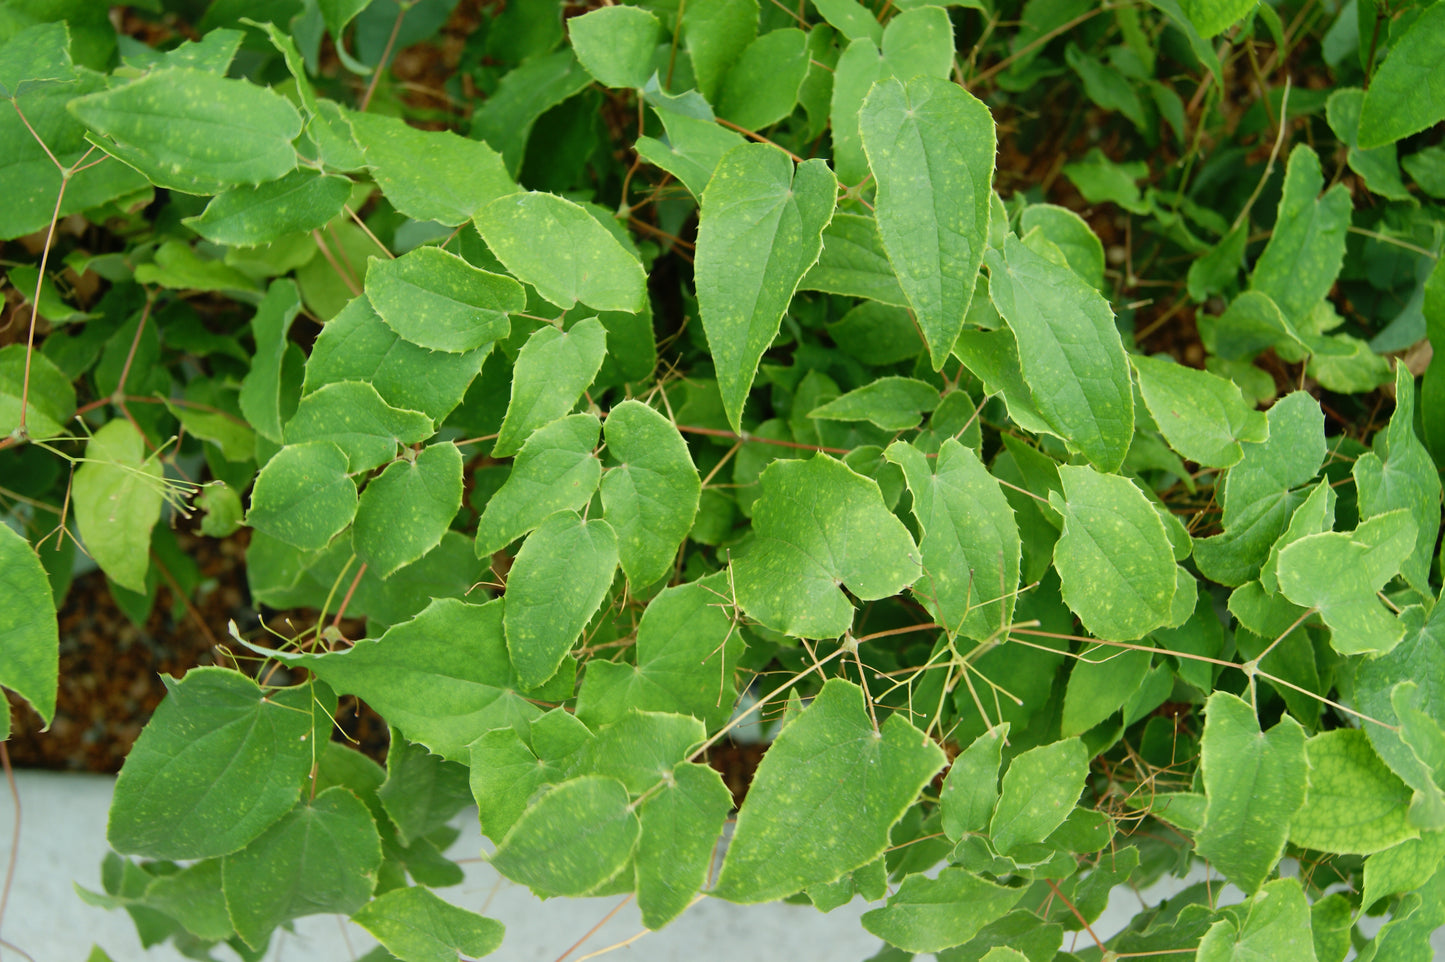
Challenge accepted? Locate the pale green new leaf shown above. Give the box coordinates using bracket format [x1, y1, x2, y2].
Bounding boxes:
[988, 235, 1133, 471]
[1358, 3, 1445, 149]
[476, 414, 601, 557]
[1353, 365, 1441, 598]
[568, 5, 660, 89]
[348, 111, 514, 225]
[283, 381, 434, 473]
[490, 776, 640, 897]
[352, 441, 463, 579]
[862, 868, 1024, 953]
[600, 400, 702, 589]
[1290, 728, 1417, 855]
[732, 454, 921, 638]
[474, 192, 646, 313]
[799, 212, 909, 306]
[634, 79, 747, 199]
[365, 246, 521, 353]
[810, 377, 940, 432]
[989, 737, 1087, 856]
[1195, 692, 1308, 894]
[1131, 354, 1268, 468]
[67, 67, 301, 194]
[886, 439, 1020, 641]
[1049, 465, 1177, 641]
[108, 668, 312, 859]
[352, 886, 504, 962]
[696, 144, 836, 431]
[221, 787, 382, 949]
[1249, 145, 1351, 327]
[0, 524, 58, 726]
[1197, 878, 1318, 962]
[492, 317, 607, 457]
[72, 419, 164, 594]
[0, 343, 74, 441]
[635, 761, 733, 929]
[1276, 509, 1415, 656]
[246, 441, 357, 552]
[860, 75, 994, 369]
[1180, 0, 1257, 37]
[711, 679, 946, 902]
[504, 511, 618, 688]
[184, 170, 351, 246]
[1362, 834, 1445, 911]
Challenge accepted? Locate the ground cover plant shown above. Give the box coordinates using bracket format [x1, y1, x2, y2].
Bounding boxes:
[1, 0, 1444, 958]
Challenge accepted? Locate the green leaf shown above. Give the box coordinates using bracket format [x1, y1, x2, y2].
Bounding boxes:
[600, 400, 702, 589]
[352, 886, 504, 962]
[1248, 145, 1352, 327]
[492, 317, 607, 458]
[732, 454, 921, 638]
[1197, 878, 1318, 962]
[830, 38, 887, 187]
[711, 679, 946, 902]
[1061, 645, 1152, 736]
[0, 523, 58, 726]
[1362, 834, 1445, 910]
[718, 28, 809, 130]
[503, 511, 618, 688]
[1353, 365, 1441, 598]
[108, 668, 313, 859]
[67, 67, 301, 194]
[72, 419, 164, 594]
[1019, 204, 1105, 289]
[364, 246, 521, 354]
[812, 0, 882, 43]
[696, 144, 836, 431]
[489, 775, 640, 897]
[140, 860, 231, 941]
[1358, 2, 1445, 148]
[0, 342, 75, 441]
[1195, 692, 1308, 894]
[1276, 510, 1415, 656]
[986, 234, 1133, 472]
[304, 294, 488, 423]
[799, 211, 909, 306]
[989, 737, 1088, 856]
[183, 170, 352, 246]
[1131, 354, 1268, 468]
[886, 439, 1021, 642]
[260, 598, 569, 761]
[635, 760, 733, 928]
[239, 279, 303, 444]
[283, 381, 434, 473]
[859, 75, 994, 370]
[810, 377, 940, 432]
[1178, 0, 1256, 37]
[1049, 464, 1177, 641]
[881, 5, 956, 80]
[134, 239, 260, 293]
[634, 79, 747, 199]
[575, 572, 745, 731]
[682, 0, 758, 103]
[476, 413, 601, 557]
[472, 51, 591, 176]
[348, 110, 515, 225]
[246, 441, 358, 552]
[1326, 88, 1414, 202]
[473, 192, 646, 312]
[568, 5, 660, 88]
[378, 735, 473, 847]
[1290, 728, 1417, 855]
[221, 787, 382, 949]
[0, 21, 74, 98]
[862, 868, 1025, 953]
[353, 441, 463, 579]
[940, 724, 1008, 841]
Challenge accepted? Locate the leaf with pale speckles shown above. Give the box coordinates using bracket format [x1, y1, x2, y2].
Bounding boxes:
[72, 419, 165, 593]
[1248, 145, 1351, 327]
[634, 760, 733, 929]
[989, 737, 1087, 856]
[1197, 877, 1318, 962]
[712, 679, 946, 903]
[352, 441, 463, 579]
[283, 381, 434, 473]
[1048, 464, 1177, 641]
[365, 246, 521, 354]
[492, 318, 607, 458]
[352, 886, 504, 962]
[183, 169, 352, 247]
[489, 775, 639, 897]
[1290, 728, 1417, 855]
[348, 111, 515, 226]
[1131, 353, 1268, 468]
[860, 75, 994, 370]
[696, 143, 836, 432]
[476, 413, 601, 557]
[861, 868, 1025, 953]
[67, 67, 302, 194]
[246, 441, 357, 552]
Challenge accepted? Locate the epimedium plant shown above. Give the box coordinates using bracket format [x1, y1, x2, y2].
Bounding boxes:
[1, 0, 1444, 959]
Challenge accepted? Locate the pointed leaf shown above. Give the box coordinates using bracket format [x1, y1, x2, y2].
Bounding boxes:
[474, 191, 646, 312]
[1290, 728, 1417, 855]
[696, 143, 836, 431]
[365, 246, 521, 353]
[349, 111, 514, 225]
[239, 280, 303, 444]
[682, 0, 758, 103]
[799, 211, 909, 306]
[0, 524, 58, 726]
[353, 441, 463, 579]
[283, 381, 434, 473]
[988, 234, 1132, 471]
[504, 512, 619, 688]
[860, 75, 994, 369]
[0, 21, 74, 98]
[989, 737, 1088, 856]
[940, 724, 1008, 842]
[1131, 354, 1268, 468]
[600, 400, 702, 589]
[1358, 3, 1445, 149]
[352, 886, 504, 962]
[635, 760, 733, 929]
[489, 775, 640, 897]
[67, 67, 301, 194]
[378, 736, 473, 847]
[1197, 878, 1318, 962]
[732, 454, 921, 638]
[184, 169, 352, 246]
[246, 441, 358, 552]
[73, 419, 164, 593]
[712, 679, 946, 902]
[0, 343, 75, 441]
[108, 668, 313, 859]
[476, 413, 601, 557]
[634, 79, 747, 199]
[1179, 0, 1257, 37]
[493, 318, 607, 457]
[1061, 645, 1153, 736]
[471, 51, 591, 176]
[1248, 145, 1351, 326]
[718, 28, 809, 131]
[568, 5, 660, 89]
[862, 868, 1025, 953]
[1356, 602, 1445, 818]
[1195, 692, 1308, 894]
[810, 376, 940, 432]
